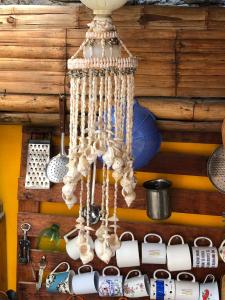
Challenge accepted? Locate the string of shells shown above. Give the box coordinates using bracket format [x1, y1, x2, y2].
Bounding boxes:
[62, 15, 137, 264]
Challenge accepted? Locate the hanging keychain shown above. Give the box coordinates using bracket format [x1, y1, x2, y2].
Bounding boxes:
[18, 223, 31, 265]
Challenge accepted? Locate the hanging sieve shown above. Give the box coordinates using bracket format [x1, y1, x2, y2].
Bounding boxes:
[25, 133, 51, 190]
[46, 95, 69, 183]
[207, 119, 225, 194]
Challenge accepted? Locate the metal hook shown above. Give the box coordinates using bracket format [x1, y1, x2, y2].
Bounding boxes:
[21, 223, 31, 239]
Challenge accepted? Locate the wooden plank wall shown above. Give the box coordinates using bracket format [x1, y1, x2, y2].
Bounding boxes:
[0, 5, 225, 129]
[16, 127, 225, 299]
[0, 4, 223, 299]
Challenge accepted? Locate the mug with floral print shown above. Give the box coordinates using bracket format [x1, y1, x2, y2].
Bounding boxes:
[124, 269, 149, 298]
[46, 262, 74, 294]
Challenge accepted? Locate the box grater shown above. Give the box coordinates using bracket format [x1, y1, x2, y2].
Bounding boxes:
[25, 139, 50, 189]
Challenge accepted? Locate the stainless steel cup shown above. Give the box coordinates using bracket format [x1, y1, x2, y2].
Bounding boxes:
[143, 179, 172, 220]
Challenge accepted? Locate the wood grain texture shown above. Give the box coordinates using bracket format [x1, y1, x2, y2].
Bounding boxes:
[1, 95, 225, 122]
[17, 213, 224, 244]
[18, 177, 225, 216]
[17, 214, 225, 285]
[1, 6, 225, 99]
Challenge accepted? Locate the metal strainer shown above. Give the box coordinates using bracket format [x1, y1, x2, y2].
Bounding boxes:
[46, 95, 69, 183]
[207, 119, 225, 193]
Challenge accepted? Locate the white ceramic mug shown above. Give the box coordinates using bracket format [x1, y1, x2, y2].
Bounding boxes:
[150, 269, 175, 300]
[167, 235, 192, 272]
[72, 265, 99, 295]
[64, 228, 94, 260]
[192, 237, 218, 268]
[219, 239, 225, 263]
[142, 233, 166, 264]
[98, 266, 123, 297]
[116, 231, 140, 268]
[199, 274, 219, 300]
[124, 269, 149, 298]
[175, 272, 199, 300]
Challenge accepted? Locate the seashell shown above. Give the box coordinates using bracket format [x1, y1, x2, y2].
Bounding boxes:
[95, 224, 111, 240]
[108, 233, 121, 255]
[77, 155, 89, 177]
[94, 238, 104, 257]
[62, 183, 75, 197]
[108, 214, 119, 222]
[76, 216, 85, 224]
[67, 157, 78, 168]
[99, 243, 113, 264]
[62, 193, 77, 209]
[112, 170, 123, 181]
[66, 166, 80, 179]
[79, 243, 94, 264]
[122, 183, 135, 194]
[78, 137, 88, 150]
[123, 191, 136, 207]
[112, 157, 124, 171]
[93, 139, 106, 157]
[95, 239, 113, 264]
[84, 145, 97, 164]
[102, 147, 114, 167]
[63, 175, 74, 185]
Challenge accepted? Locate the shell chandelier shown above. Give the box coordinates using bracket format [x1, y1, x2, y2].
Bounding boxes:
[62, 0, 137, 264]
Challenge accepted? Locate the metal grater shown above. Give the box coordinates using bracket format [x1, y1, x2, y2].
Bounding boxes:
[25, 139, 50, 189]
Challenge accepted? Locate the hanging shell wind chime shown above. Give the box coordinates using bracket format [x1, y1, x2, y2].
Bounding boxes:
[62, 0, 137, 264]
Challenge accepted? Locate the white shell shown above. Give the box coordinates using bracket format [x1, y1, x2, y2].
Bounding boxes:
[112, 157, 124, 170]
[124, 191, 136, 207]
[108, 233, 121, 254]
[63, 175, 74, 185]
[95, 239, 113, 264]
[85, 145, 97, 164]
[112, 170, 123, 181]
[62, 194, 77, 209]
[62, 183, 75, 196]
[93, 139, 106, 156]
[102, 147, 114, 167]
[79, 243, 94, 264]
[66, 167, 80, 179]
[77, 155, 89, 177]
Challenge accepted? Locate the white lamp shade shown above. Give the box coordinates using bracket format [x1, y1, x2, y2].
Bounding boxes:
[80, 0, 128, 15]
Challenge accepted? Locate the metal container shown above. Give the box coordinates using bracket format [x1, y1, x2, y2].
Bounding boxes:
[25, 139, 50, 189]
[143, 179, 172, 220]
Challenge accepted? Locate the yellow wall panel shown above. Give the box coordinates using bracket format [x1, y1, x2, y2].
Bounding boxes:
[0, 125, 22, 290]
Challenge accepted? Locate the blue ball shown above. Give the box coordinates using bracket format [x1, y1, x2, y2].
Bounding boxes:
[132, 100, 161, 170]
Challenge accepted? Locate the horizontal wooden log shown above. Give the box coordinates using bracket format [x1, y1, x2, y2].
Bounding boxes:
[161, 130, 222, 144]
[18, 178, 225, 216]
[137, 151, 208, 176]
[177, 87, 225, 98]
[157, 120, 222, 132]
[0, 112, 222, 132]
[1, 95, 225, 121]
[0, 6, 79, 29]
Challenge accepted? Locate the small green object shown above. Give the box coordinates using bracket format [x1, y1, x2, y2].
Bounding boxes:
[37, 224, 61, 252]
